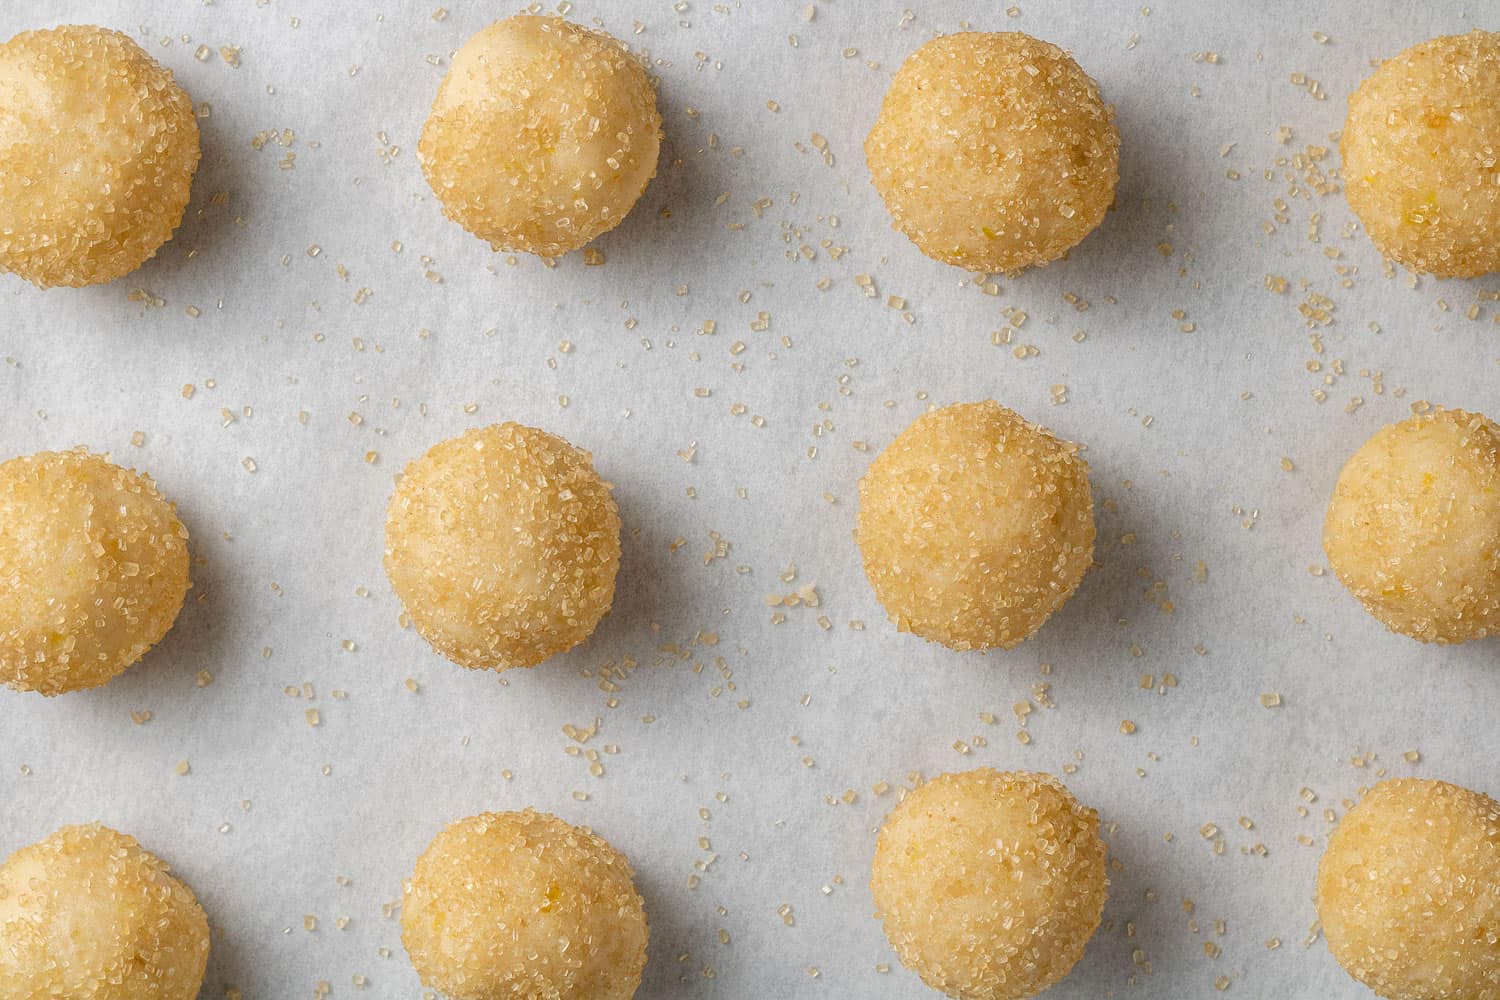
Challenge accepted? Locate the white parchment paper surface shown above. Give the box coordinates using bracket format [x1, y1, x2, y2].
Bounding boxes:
[1, 1, 1498, 997]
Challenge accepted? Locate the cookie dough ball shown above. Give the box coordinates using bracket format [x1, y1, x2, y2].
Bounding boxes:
[402, 809, 648, 1000]
[1316, 778, 1500, 999]
[1342, 31, 1500, 278]
[0, 25, 200, 288]
[385, 423, 620, 670]
[871, 769, 1107, 1000]
[1323, 408, 1500, 644]
[0, 450, 191, 695]
[419, 15, 661, 257]
[857, 401, 1095, 650]
[866, 32, 1119, 273]
[0, 823, 210, 1000]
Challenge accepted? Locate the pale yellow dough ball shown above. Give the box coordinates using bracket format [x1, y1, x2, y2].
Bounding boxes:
[0, 450, 191, 695]
[866, 31, 1119, 273]
[1343, 31, 1500, 278]
[0, 25, 200, 288]
[1316, 778, 1500, 999]
[419, 15, 661, 257]
[0, 824, 210, 1000]
[1323, 408, 1500, 644]
[857, 401, 1095, 650]
[871, 769, 1107, 1000]
[385, 423, 620, 670]
[401, 809, 648, 1000]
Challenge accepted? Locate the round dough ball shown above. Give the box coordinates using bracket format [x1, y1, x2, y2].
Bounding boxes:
[384, 423, 620, 670]
[401, 809, 648, 1000]
[1342, 31, 1500, 278]
[1323, 408, 1500, 644]
[856, 400, 1095, 650]
[0, 823, 210, 1000]
[865, 31, 1119, 273]
[0, 25, 200, 288]
[871, 769, 1107, 1000]
[0, 450, 191, 695]
[1316, 778, 1500, 999]
[418, 15, 661, 257]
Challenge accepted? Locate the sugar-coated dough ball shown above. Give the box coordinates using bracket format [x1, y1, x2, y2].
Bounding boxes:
[1316, 778, 1500, 999]
[0, 25, 200, 288]
[419, 15, 661, 257]
[0, 824, 210, 1000]
[402, 809, 648, 1000]
[857, 401, 1094, 650]
[871, 769, 1107, 1000]
[1343, 31, 1500, 278]
[385, 423, 620, 670]
[1323, 408, 1500, 644]
[0, 450, 191, 695]
[866, 32, 1118, 273]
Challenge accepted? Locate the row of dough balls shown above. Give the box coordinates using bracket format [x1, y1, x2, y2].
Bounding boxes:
[3, 20, 1500, 286]
[2, 771, 1494, 999]
[2, 401, 1497, 698]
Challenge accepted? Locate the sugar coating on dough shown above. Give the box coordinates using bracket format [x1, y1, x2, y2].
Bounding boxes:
[856, 400, 1095, 650]
[418, 14, 661, 257]
[1342, 30, 1500, 278]
[0, 823, 210, 1000]
[1316, 778, 1500, 1000]
[0, 449, 191, 696]
[865, 31, 1119, 273]
[0, 25, 200, 288]
[384, 422, 621, 670]
[401, 809, 648, 1000]
[871, 769, 1107, 1000]
[1323, 408, 1500, 644]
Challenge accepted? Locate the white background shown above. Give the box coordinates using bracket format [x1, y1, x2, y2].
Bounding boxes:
[2, 1, 1498, 997]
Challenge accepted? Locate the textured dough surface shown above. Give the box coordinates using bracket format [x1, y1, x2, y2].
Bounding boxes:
[866, 31, 1119, 272]
[419, 14, 661, 257]
[857, 400, 1095, 650]
[0, 24, 200, 288]
[401, 809, 648, 1000]
[1342, 30, 1500, 278]
[0, 449, 191, 695]
[384, 422, 621, 670]
[871, 769, 1108, 1000]
[0, 823, 210, 1000]
[1316, 778, 1500, 1000]
[1323, 408, 1500, 644]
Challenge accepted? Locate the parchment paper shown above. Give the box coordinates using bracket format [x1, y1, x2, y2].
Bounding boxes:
[1, 1, 1497, 996]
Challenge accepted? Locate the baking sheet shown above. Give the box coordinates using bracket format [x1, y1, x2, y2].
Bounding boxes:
[2, 1, 1497, 996]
